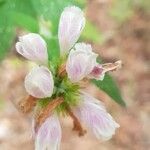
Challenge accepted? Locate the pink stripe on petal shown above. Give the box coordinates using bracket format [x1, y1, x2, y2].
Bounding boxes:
[35, 115, 62, 150]
[73, 92, 120, 140]
[58, 6, 85, 55]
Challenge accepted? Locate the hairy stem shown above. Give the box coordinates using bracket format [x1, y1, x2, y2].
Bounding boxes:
[18, 95, 37, 113]
[35, 97, 64, 131]
[67, 107, 86, 136]
[58, 63, 66, 77]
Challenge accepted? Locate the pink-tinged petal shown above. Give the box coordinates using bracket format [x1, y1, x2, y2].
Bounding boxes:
[74, 43, 93, 53]
[58, 6, 85, 55]
[73, 92, 120, 140]
[16, 33, 48, 64]
[25, 66, 54, 98]
[89, 60, 122, 81]
[35, 115, 61, 150]
[88, 64, 105, 80]
[66, 43, 97, 82]
[80, 91, 103, 105]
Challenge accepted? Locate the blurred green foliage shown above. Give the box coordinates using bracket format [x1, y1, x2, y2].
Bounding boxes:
[81, 20, 105, 44]
[0, 0, 15, 60]
[0, 0, 126, 106]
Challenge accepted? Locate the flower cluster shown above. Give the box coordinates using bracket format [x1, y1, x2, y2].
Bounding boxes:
[15, 6, 121, 150]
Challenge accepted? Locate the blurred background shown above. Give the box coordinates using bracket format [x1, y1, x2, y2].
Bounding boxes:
[0, 0, 149, 149]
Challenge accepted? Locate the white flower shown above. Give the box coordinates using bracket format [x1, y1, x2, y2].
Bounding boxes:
[58, 6, 85, 54]
[35, 114, 62, 150]
[16, 33, 48, 64]
[66, 43, 98, 82]
[73, 92, 120, 140]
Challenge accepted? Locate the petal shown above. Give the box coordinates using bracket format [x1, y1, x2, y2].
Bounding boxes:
[66, 43, 97, 82]
[16, 33, 48, 64]
[35, 115, 61, 150]
[66, 49, 88, 82]
[89, 61, 122, 81]
[58, 6, 85, 54]
[80, 91, 103, 105]
[88, 64, 105, 80]
[74, 43, 93, 53]
[25, 66, 54, 98]
[75, 43, 98, 74]
[73, 92, 120, 140]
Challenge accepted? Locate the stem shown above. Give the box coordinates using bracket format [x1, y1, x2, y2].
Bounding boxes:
[58, 63, 66, 77]
[67, 107, 86, 136]
[35, 97, 63, 131]
[18, 95, 37, 113]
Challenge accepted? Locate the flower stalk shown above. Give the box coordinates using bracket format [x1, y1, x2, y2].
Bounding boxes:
[18, 95, 37, 113]
[67, 107, 86, 136]
[58, 63, 66, 77]
[35, 97, 64, 130]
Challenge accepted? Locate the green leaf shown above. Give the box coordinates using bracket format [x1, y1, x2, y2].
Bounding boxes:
[0, 0, 6, 6]
[13, 12, 39, 32]
[75, 0, 86, 7]
[46, 37, 60, 62]
[92, 74, 126, 107]
[0, 24, 14, 60]
[81, 20, 105, 44]
[0, 0, 39, 60]
[13, 0, 37, 17]
[0, 1, 15, 60]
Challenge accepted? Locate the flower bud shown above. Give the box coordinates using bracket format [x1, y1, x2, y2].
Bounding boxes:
[25, 66, 54, 98]
[58, 6, 85, 55]
[16, 33, 48, 64]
